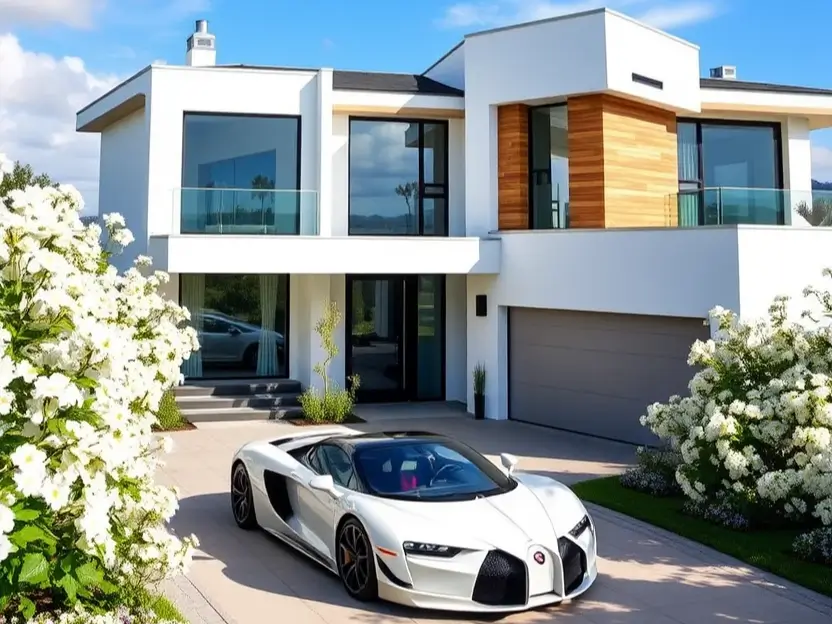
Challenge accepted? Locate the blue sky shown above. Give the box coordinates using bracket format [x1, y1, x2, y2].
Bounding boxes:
[1, 0, 832, 214]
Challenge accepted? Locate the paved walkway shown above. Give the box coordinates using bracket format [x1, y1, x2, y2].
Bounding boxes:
[157, 411, 832, 624]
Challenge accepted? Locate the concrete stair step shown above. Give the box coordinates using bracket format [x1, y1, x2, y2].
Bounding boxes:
[174, 379, 302, 398]
[176, 393, 301, 410]
[179, 405, 305, 423]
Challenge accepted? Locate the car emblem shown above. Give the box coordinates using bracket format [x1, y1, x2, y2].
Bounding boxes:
[533, 551, 546, 565]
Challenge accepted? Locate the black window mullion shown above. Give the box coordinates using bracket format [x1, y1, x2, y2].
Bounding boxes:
[417, 123, 425, 235]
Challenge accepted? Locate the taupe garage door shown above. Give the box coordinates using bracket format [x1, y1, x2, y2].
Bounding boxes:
[508, 309, 709, 446]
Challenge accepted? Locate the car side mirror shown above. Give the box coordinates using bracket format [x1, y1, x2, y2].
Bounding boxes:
[309, 474, 341, 499]
[500, 453, 519, 474]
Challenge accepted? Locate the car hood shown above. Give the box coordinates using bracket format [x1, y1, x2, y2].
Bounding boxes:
[370, 479, 565, 556]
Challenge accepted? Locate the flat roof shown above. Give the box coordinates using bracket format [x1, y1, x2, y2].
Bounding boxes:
[700, 77, 832, 96]
[217, 65, 464, 96]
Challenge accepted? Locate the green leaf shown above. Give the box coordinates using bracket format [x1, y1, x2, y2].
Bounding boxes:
[17, 596, 36, 620]
[9, 524, 52, 548]
[18, 552, 49, 585]
[98, 578, 119, 595]
[56, 571, 79, 602]
[13, 508, 39, 522]
[74, 560, 104, 587]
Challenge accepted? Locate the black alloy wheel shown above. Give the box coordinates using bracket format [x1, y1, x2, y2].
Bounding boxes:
[336, 518, 378, 601]
[231, 462, 257, 529]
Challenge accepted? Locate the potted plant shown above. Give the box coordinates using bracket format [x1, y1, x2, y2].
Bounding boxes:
[473, 362, 486, 420]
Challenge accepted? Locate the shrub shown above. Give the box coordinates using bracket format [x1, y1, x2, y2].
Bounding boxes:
[0, 159, 199, 622]
[793, 527, 832, 564]
[298, 301, 359, 423]
[154, 390, 188, 431]
[640, 275, 832, 529]
[620, 446, 682, 497]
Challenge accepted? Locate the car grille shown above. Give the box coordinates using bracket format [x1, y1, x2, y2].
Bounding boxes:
[471, 550, 528, 606]
[558, 537, 587, 595]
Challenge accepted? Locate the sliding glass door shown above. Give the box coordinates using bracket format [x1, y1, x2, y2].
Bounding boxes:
[346, 275, 445, 403]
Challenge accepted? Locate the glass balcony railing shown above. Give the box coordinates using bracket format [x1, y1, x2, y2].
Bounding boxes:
[671, 187, 832, 227]
[177, 187, 319, 235]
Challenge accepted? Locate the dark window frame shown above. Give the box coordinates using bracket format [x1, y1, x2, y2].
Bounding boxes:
[176, 274, 291, 381]
[527, 102, 569, 230]
[180, 111, 304, 235]
[347, 117, 450, 237]
[675, 118, 785, 225]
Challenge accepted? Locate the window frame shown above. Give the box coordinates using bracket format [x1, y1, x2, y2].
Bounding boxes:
[347, 117, 450, 236]
[526, 102, 570, 230]
[180, 111, 303, 235]
[675, 118, 785, 225]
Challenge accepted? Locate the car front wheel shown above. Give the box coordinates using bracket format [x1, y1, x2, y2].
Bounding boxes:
[231, 462, 257, 529]
[336, 518, 378, 601]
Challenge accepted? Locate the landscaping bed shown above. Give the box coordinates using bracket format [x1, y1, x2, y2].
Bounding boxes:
[286, 413, 366, 427]
[573, 476, 832, 599]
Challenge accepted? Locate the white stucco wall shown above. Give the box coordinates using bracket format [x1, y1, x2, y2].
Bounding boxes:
[467, 226, 832, 420]
[146, 65, 321, 240]
[98, 108, 150, 272]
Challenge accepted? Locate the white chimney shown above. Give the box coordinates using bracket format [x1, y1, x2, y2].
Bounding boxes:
[186, 19, 216, 67]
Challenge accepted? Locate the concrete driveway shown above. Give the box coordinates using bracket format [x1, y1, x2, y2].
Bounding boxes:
[157, 410, 832, 624]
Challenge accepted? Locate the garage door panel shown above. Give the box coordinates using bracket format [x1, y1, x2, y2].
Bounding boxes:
[509, 308, 708, 445]
[510, 381, 660, 447]
[519, 345, 693, 402]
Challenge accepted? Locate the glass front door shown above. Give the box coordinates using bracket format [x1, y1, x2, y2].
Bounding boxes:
[346, 275, 445, 403]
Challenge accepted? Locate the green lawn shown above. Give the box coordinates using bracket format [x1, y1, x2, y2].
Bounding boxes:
[572, 476, 832, 599]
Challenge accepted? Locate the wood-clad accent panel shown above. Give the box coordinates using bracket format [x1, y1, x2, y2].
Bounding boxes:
[567, 95, 606, 228]
[601, 95, 678, 227]
[566, 94, 678, 228]
[497, 104, 529, 230]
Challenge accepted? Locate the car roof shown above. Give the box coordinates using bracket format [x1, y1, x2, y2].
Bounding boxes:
[325, 430, 452, 451]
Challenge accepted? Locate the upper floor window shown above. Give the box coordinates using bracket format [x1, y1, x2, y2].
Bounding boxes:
[181, 113, 301, 234]
[676, 120, 783, 225]
[349, 119, 448, 236]
[529, 104, 569, 230]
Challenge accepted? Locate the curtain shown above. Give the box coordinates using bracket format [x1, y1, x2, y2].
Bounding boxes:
[677, 124, 700, 227]
[180, 274, 205, 378]
[257, 274, 280, 377]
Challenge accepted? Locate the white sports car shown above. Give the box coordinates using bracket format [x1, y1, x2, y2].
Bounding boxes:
[230, 428, 598, 613]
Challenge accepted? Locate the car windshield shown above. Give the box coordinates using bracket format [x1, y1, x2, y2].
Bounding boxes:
[353, 439, 516, 501]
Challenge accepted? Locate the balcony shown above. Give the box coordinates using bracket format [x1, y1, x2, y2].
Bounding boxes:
[177, 187, 319, 235]
[671, 188, 832, 227]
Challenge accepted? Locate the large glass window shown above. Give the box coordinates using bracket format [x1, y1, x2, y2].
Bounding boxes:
[676, 120, 783, 225]
[179, 274, 289, 379]
[349, 119, 448, 235]
[529, 104, 569, 229]
[181, 114, 301, 234]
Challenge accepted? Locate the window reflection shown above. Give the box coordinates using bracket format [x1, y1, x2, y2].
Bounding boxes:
[181, 114, 300, 234]
[349, 119, 448, 235]
[180, 274, 289, 379]
[675, 120, 783, 226]
[529, 105, 569, 229]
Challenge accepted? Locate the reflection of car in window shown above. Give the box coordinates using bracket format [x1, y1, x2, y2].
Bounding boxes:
[194, 311, 285, 369]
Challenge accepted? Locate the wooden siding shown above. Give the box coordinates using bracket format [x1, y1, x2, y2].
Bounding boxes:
[567, 94, 678, 228]
[497, 104, 530, 230]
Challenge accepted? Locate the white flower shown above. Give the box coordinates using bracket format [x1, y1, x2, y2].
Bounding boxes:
[0, 502, 15, 534]
[0, 534, 12, 562]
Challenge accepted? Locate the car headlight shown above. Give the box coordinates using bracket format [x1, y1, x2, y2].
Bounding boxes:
[568, 514, 592, 539]
[402, 541, 462, 557]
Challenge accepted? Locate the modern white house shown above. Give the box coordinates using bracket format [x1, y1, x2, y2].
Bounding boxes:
[76, 8, 832, 444]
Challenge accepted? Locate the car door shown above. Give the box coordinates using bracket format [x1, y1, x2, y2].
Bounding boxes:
[288, 445, 347, 563]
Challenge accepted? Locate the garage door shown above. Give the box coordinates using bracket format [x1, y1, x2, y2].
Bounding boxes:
[508, 308, 709, 446]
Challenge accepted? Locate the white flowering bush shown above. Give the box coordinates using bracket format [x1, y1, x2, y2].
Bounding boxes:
[0, 159, 200, 622]
[641, 279, 832, 532]
[619, 447, 682, 497]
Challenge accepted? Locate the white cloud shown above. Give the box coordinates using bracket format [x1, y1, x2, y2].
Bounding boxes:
[812, 144, 832, 183]
[437, 0, 718, 30]
[0, 0, 104, 29]
[0, 34, 119, 214]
